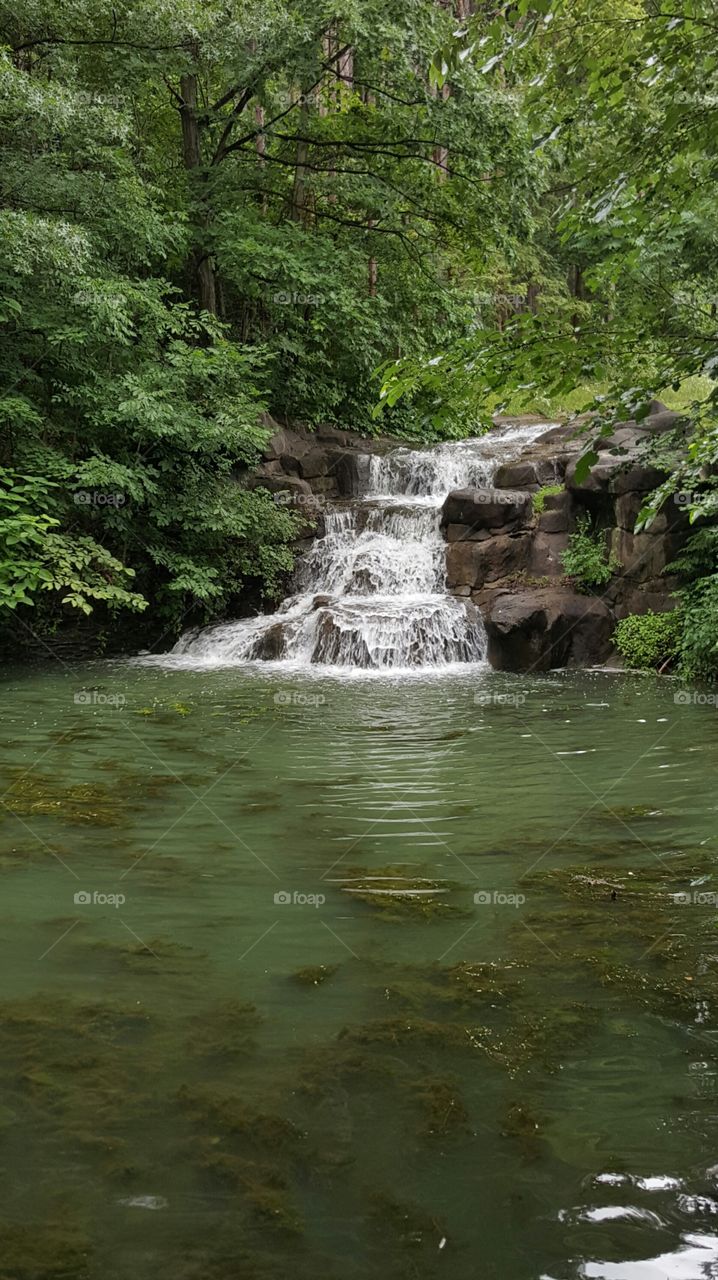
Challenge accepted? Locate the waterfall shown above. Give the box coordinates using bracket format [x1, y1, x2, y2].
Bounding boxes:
[168, 422, 549, 671]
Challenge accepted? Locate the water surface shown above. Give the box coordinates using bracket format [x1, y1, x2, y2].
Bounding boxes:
[1, 662, 718, 1278]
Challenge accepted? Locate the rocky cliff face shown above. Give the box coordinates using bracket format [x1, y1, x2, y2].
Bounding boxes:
[441, 403, 689, 672]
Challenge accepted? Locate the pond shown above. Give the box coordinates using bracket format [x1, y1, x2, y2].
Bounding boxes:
[1, 660, 717, 1279]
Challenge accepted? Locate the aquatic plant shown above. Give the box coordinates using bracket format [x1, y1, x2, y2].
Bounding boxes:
[177, 1086, 307, 1156]
[328, 866, 469, 921]
[184, 998, 262, 1059]
[2, 771, 126, 826]
[0, 1222, 93, 1279]
[291, 964, 339, 986]
[410, 1075, 469, 1138]
[367, 1190, 448, 1251]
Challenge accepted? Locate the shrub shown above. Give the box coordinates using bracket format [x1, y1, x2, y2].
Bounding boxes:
[668, 529, 718, 683]
[677, 576, 718, 682]
[561, 515, 621, 590]
[613, 610, 683, 671]
[532, 483, 563, 515]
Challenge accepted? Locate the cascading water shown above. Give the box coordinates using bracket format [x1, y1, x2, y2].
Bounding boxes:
[169, 422, 550, 671]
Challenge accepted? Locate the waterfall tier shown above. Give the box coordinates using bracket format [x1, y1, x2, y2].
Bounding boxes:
[170, 423, 548, 671]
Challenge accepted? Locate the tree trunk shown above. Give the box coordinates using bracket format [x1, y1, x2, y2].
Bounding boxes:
[179, 72, 217, 316]
[291, 99, 310, 223]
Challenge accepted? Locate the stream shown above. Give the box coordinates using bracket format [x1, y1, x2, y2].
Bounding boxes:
[1, 430, 718, 1279]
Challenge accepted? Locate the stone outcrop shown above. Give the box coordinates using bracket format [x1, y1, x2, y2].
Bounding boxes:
[441, 403, 690, 672]
[248, 416, 397, 503]
[484, 589, 615, 672]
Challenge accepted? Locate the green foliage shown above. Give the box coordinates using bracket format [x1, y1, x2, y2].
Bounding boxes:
[0, 0, 537, 643]
[0, 468, 145, 615]
[668, 529, 718, 682]
[532, 484, 563, 515]
[561, 516, 620, 591]
[613, 611, 683, 672]
[380, 0, 718, 473]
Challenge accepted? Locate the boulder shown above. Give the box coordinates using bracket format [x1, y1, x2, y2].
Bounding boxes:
[611, 588, 680, 620]
[441, 488, 531, 533]
[446, 534, 531, 592]
[642, 402, 684, 434]
[604, 425, 651, 450]
[262, 424, 312, 462]
[493, 460, 540, 489]
[536, 490, 573, 535]
[608, 462, 668, 495]
[565, 453, 667, 496]
[314, 424, 352, 446]
[609, 528, 678, 582]
[250, 622, 286, 660]
[298, 448, 332, 479]
[248, 473, 313, 499]
[527, 531, 569, 578]
[482, 589, 614, 672]
[445, 523, 490, 544]
[334, 451, 373, 498]
[493, 457, 562, 489]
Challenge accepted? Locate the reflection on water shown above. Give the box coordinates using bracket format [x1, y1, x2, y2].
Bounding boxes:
[1, 662, 718, 1279]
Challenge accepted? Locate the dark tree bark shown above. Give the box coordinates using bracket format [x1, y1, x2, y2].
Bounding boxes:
[179, 71, 218, 315]
[291, 97, 311, 223]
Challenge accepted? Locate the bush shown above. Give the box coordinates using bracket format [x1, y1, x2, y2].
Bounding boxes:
[532, 483, 563, 515]
[668, 529, 718, 683]
[561, 515, 621, 590]
[677, 576, 718, 682]
[613, 610, 683, 671]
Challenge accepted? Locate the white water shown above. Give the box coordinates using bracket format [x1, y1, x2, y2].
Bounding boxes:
[167, 422, 550, 671]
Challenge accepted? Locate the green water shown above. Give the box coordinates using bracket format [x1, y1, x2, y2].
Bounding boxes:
[2, 660, 718, 1279]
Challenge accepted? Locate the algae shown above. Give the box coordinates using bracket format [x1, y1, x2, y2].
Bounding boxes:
[410, 1075, 469, 1138]
[184, 998, 261, 1058]
[178, 1086, 307, 1156]
[367, 1189, 447, 1251]
[328, 865, 469, 920]
[2, 772, 126, 827]
[291, 964, 339, 986]
[0, 1222, 92, 1279]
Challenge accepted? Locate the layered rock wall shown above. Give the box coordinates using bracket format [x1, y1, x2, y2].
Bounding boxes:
[441, 404, 690, 671]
